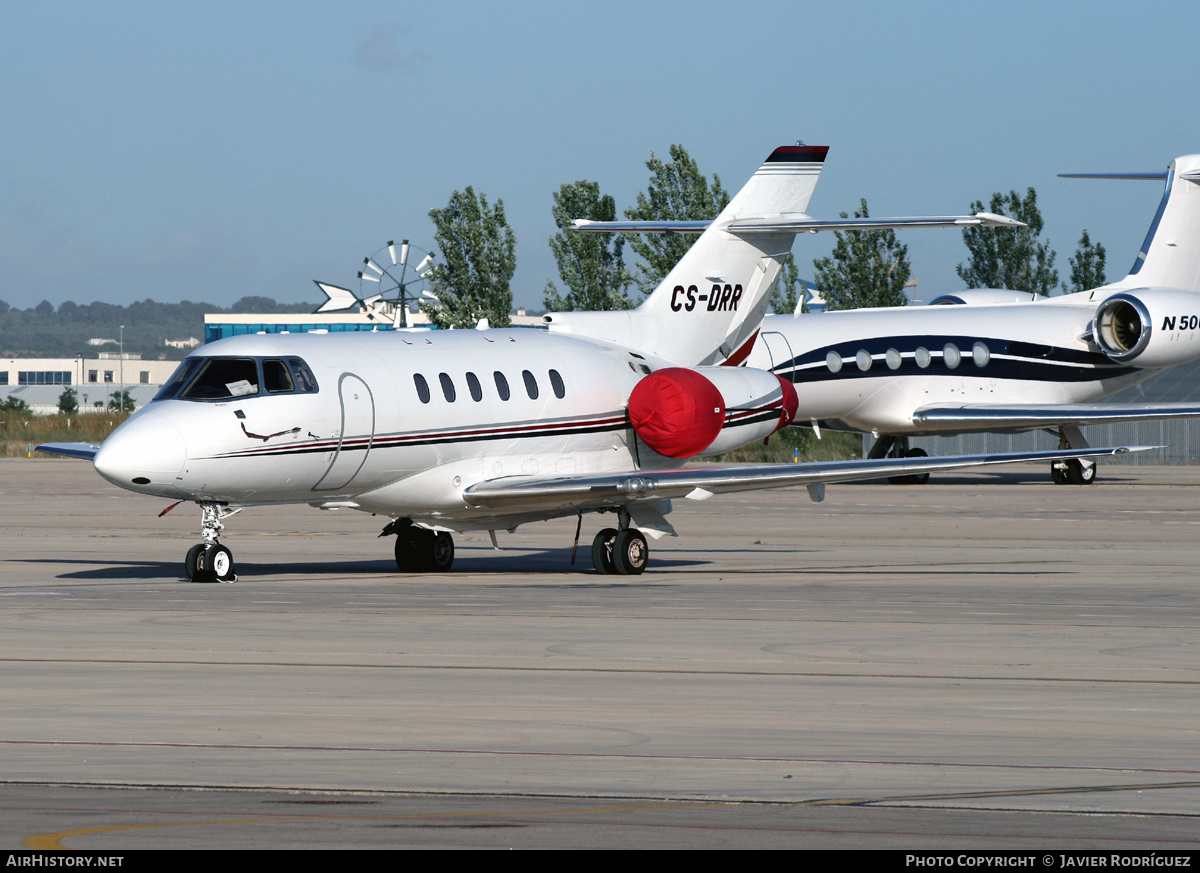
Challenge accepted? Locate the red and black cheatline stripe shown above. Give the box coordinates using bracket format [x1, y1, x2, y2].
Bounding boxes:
[765, 145, 829, 163]
[724, 403, 788, 429]
[207, 413, 630, 461]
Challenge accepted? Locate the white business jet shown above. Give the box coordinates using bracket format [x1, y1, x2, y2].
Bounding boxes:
[738, 156, 1200, 485]
[38, 144, 1130, 581]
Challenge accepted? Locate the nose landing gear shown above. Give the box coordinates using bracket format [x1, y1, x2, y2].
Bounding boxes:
[185, 503, 239, 583]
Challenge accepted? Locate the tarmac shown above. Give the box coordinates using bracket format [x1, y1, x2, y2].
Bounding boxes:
[2, 458, 1199, 849]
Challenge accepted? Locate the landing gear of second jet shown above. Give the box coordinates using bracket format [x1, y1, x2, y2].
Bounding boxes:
[385, 519, 455, 573]
[591, 512, 648, 576]
[1051, 458, 1096, 485]
[1049, 426, 1096, 485]
[869, 435, 930, 485]
[184, 502, 239, 583]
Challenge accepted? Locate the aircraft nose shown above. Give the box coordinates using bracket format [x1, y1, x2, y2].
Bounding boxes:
[94, 411, 187, 491]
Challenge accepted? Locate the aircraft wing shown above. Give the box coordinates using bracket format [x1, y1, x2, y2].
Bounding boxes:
[462, 446, 1143, 512]
[35, 442, 101, 460]
[570, 212, 1023, 235]
[912, 403, 1200, 431]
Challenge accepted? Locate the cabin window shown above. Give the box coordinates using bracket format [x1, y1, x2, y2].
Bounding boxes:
[439, 372, 456, 402]
[943, 343, 961, 369]
[414, 373, 430, 404]
[179, 358, 259, 400]
[549, 369, 565, 399]
[885, 349, 902, 370]
[263, 359, 294, 393]
[522, 370, 539, 399]
[825, 352, 843, 373]
[855, 350, 872, 372]
[915, 347, 931, 369]
[494, 371, 510, 401]
[972, 342, 990, 368]
[466, 372, 483, 402]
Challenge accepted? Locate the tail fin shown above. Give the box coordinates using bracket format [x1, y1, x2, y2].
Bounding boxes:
[544, 145, 829, 367]
[1068, 156, 1200, 293]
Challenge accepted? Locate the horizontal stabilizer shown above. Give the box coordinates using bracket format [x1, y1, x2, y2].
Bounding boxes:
[570, 213, 1023, 235]
[462, 446, 1146, 512]
[34, 442, 101, 461]
[912, 403, 1200, 431]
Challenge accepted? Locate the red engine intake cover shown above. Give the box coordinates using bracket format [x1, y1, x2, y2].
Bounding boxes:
[775, 374, 799, 430]
[628, 368, 725, 459]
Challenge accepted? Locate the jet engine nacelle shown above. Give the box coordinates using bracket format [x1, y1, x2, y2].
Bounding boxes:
[1093, 288, 1200, 368]
[627, 366, 799, 460]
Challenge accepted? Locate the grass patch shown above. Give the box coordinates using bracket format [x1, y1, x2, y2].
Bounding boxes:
[0, 413, 130, 458]
[709, 427, 864, 464]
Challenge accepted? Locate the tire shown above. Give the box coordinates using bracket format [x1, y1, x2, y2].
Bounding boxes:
[612, 529, 649, 576]
[591, 528, 618, 575]
[185, 543, 206, 581]
[1051, 462, 1069, 485]
[430, 531, 455, 572]
[888, 447, 929, 485]
[204, 544, 236, 583]
[394, 527, 425, 573]
[1067, 458, 1096, 485]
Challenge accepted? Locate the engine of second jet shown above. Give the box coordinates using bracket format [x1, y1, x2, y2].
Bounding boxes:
[627, 366, 799, 459]
[1093, 288, 1200, 368]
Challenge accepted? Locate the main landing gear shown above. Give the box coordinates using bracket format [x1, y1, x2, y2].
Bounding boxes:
[383, 519, 455, 573]
[1049, 425, 1096, 486]
[590, 510, 649, 576]
[185, 502, 239, 583]
[869, 435, 930, 485]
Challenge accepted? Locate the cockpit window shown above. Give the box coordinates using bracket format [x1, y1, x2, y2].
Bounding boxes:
[154, 358, 203, 401]
[180, 358, 260, 400]
[288, 358, 318, 393]
[263, 359, 295, 393]
[155, 355, 320, 402]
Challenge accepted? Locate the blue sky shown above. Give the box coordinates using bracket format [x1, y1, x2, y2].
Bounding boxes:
[2, 1, 1196, 312]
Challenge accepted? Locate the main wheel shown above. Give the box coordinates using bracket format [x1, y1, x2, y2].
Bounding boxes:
[394, 527, 426, 572]
[888, 447, 930, 485]
[591, 528, 618, 575]
[1051, 462, 1069, 485]
[430, 531, 454, 572]
[612, 529, 649, 576]
[185, 543, 206, 581]
[204, 544, 236, 583]
[1067, 458, 1096, 485]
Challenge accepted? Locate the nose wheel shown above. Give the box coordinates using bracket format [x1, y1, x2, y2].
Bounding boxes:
[185, 502, 239, 583]
[185, 542, 237, 583]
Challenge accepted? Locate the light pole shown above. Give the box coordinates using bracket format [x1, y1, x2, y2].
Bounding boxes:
[119, 325, 125, 413]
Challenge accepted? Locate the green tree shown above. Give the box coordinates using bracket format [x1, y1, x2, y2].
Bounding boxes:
[108, 390, 134, 413]
[812, 200, 911, 311]
[543, 181, 634, 311]
[57, 387, 79, 414]
[1, 396, 31, 414]
[1065, 229, 1106, 293]
[624, 144, 729, 296]
[769, 254, 806, 314]
[957, 188, 1058, 295]
[423, 187, 516, 329]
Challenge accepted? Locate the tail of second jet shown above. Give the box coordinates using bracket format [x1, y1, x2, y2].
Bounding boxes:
[544, 144, 830, 367]
[1066, 155, 1200, 368]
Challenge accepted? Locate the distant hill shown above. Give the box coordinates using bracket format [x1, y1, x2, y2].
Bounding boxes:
[0, 297, 315, 360]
